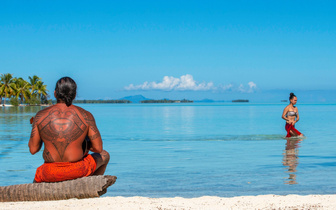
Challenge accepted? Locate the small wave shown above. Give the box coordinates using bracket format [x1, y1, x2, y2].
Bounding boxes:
[282, 135, 307, 140]
[206, 134, 285, 141]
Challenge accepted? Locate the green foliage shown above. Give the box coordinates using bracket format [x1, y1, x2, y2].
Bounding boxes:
[0, 73, 16, 105]
[27, 96, 41, 105]
[41, 94, 49, 104]
[9, 97, 20, 106]
[28, 75, 41, 95]
[14, 77, 31, 103]
[0, 73, 49, 105]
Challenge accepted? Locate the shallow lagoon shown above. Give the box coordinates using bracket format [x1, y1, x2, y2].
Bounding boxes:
[0, 103, 335, 197]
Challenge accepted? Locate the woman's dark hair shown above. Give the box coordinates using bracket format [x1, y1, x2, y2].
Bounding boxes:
[289, 92, 296, 100]
[55, 77, 77, 107]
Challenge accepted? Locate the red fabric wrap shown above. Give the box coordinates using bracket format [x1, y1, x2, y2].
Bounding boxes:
[285, 123, 302, 137]
[34, 154, 97, 183]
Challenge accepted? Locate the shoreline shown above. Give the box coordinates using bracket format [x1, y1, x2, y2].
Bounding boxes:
[1, 194, 336, 209]
[0, 104, 51, 107]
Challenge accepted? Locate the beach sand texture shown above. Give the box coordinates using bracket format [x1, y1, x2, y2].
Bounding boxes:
[1, 194, 336, 209]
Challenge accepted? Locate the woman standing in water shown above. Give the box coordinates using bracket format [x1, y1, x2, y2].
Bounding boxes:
[282, 93, 304, 137]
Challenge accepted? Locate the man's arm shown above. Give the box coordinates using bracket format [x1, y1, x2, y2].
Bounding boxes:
[28, 116, 42, 154]
[84, 111, 103, 153]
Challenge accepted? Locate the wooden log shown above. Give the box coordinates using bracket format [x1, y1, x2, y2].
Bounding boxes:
[0, 175, 117, 202]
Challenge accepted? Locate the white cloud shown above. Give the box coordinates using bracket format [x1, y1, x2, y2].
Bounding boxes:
[234, 81, 257, 93]
[218, 84, 233, 91]
[238, 84, 246, 92]
[248, 81, 256, 89]
[125, 74, 257, 93]
[125, 74, 214, 91]
[247, 81, 257, 93]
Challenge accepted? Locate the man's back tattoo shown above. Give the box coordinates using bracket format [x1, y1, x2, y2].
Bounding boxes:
[38, 108, 87, 160]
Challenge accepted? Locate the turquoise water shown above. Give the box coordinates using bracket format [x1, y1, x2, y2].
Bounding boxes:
[1, 103, 336, 197]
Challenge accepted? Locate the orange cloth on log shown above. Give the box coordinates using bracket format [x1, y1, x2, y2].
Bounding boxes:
[34, 154, 97, 183]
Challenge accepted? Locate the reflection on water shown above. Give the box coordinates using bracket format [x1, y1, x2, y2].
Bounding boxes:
[119, 134, 285, 142]
[0, 106, 44, 129]
[0, 106, 45, 160]
[283, 139, 302, 184]
[0, 105, 43, 114]
[162, 106, 195, 135]
[0, 106, 43, 123]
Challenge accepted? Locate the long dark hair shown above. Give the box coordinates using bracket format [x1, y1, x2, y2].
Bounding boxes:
[55, 77, 77, 107]
[289, 92, 296, 100]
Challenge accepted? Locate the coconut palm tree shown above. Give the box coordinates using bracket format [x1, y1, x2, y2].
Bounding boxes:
[0, 73, 16, 106]
[14, 77, 31, 105]
[35, 80, 48, 101]
[28, 75, 41, 96]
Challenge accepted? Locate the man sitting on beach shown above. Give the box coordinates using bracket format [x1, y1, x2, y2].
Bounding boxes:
[28, 77, 110, 183]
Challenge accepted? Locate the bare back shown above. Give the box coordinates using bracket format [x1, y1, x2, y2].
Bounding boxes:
[29, 103, 102, 163]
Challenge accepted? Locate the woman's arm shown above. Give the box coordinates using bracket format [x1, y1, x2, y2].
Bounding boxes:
[282, 106, 289, 122]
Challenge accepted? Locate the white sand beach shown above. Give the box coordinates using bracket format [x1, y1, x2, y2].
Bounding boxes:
[1, 194, 336, 210]
[0, 104, 13, 107]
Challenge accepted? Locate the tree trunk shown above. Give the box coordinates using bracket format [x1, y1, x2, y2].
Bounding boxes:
[0, 175, 117, 202]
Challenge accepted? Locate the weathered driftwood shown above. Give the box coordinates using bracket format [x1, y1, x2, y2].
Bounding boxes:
[0, 175, 117, 202]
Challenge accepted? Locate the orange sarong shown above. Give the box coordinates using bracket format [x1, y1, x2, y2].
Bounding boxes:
[34, 154, 97, 183]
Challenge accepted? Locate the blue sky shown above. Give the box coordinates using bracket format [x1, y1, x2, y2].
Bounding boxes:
[1, 0, 335, 102]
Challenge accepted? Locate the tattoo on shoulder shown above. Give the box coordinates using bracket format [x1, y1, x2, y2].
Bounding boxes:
[34, 107, 50, 123]
[38, 107, 88, 160]
[30, 108, 50, 140]
[77, 107, 99, 133]
[30, 126, 37, 139]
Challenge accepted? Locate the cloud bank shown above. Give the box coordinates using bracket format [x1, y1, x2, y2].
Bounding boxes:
[125, 74, 257, 93]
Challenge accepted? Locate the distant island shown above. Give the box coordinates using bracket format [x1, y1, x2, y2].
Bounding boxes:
[70, 95, 194, 104]
[72, 99, 131, 104]
[120, 95, 150, 103]
[232, 99, 249, 103]
[141, 99, 193, 103]
[53, 95, 251, 104]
